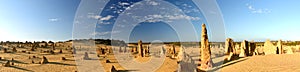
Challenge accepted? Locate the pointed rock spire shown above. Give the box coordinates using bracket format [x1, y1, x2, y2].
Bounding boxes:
[138, 40, 144, 57]
[277, 40, 283, 54]
[199, 24, 213, 70]
[41, 56, 49, 64]
[264, 39, 276, 55]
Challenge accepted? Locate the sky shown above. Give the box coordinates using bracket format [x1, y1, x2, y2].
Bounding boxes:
[0, 0, 80, 42]
[218, 0, 300, 42]
[93, 0, 205, 42]
[1, 0, 300, 42]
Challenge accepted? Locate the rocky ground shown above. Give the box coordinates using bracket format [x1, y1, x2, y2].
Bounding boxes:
[1, 44, 300, 72]
[0, 46, 77, 72]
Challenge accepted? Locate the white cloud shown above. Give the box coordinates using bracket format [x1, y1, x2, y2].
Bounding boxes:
[92, 31, 110, 36]
[246, 3, 271, 14]
[119, 2, 130, 6]
[96, 15, 114, 25]
[88, 15, 114, 25]
[125, 7, 131, 10]
[134, 14, 201, 23]
[48, 18, 59, 22]
[88, 15, 113, 21]
[146, 0, 159, 6]
[166, 15, 200, 20]
[92, 30, 121, 36]
[100, 15, 114, 20]
[152, 14, 163, 18]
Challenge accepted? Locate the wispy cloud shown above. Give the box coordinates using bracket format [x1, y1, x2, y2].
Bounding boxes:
[91, 31, 110, 36]
[133, 14, 201, 23]
[88, 14, 114, 24]
[48, 18, 59, 22]
[119, 2, 130, 6]
[146, 0, 159, 6]
[246, 3, 271, 14]
[100, 15, 114, 20]
[88, 15, 113, 20]
[92, 30, 121, 36]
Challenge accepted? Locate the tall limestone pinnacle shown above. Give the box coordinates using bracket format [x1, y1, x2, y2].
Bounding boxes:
[277, 40, 283, 54]
[199, 23, 213, 70]
[264, 39, 276, 55]
[138, 40, 144, 57]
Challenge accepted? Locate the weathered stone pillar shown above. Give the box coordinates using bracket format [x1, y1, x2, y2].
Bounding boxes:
[100, 48, 104, 54]
[145, 45, 150, 56]
[138, 40, 144, 57]
[119, 47, 122, 52]
[225, 38, 235, 55]
[277, 40, 283, 54]
[264, 39, 276, 55]
[249, 41, 256, 56]
[199, 24, 213, 70]
[148, 45, 150, 54]
[52, 44, 55, 50]
[177, 46, 183, 62]
[239, 40, 249, 57]
[172, 45, 176, 55]
[12, 47, 17, 52]
[59, 49, 63, 53]
[111, 66, 118, 72]
[4, 61, 11, 67]
[83, 52, 90, 60]
[131, 47, 134, 52]
[41, 56, 49, 64]
[3, 48, 7, 53]
[225, 38, 240, 61]
[161, 46, 165, 55]
[143, 46, 147, 57]
[96, 48, 100, 55]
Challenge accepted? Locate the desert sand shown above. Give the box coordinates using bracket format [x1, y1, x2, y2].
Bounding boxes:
[220, 53, 300, 72]
[1, 41, 300, 72]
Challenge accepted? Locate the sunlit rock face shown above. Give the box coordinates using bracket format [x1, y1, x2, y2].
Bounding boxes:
[239, 40, 249, 57]
[224, 38, 240, 61]
[277, 40, 283, 54]
[199, 24, 213, 70]
[225, 38, 235, 55]
[264, 39, 276, 55]
[138, 40, 144, 57]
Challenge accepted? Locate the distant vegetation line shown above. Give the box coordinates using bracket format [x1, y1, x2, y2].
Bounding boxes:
[1, 39, 300, 46]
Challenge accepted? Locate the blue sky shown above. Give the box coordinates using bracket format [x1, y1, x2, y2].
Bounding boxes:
[93, 0, 204, 42]
[1, 0, 300, 42]
[218, 0, 300, 41]
[0, 0, 80, 42]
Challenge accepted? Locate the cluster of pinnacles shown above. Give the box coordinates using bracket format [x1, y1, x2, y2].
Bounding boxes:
[224, 38, 285, 62]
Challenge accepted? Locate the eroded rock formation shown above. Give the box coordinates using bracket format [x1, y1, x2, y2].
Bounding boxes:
[138, 40, 144, 57]
[239, 40, 249, 57]
[264, 39, 276, 55]
[41, 56, 49, 64]
[199, 24, 213, 70]
[225, 38, 239, 61]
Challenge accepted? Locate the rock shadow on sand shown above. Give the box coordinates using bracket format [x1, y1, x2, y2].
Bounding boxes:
[209, 57, 248, 72]
[48, 62, 76, 66]
[116, 70, 139, 72]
